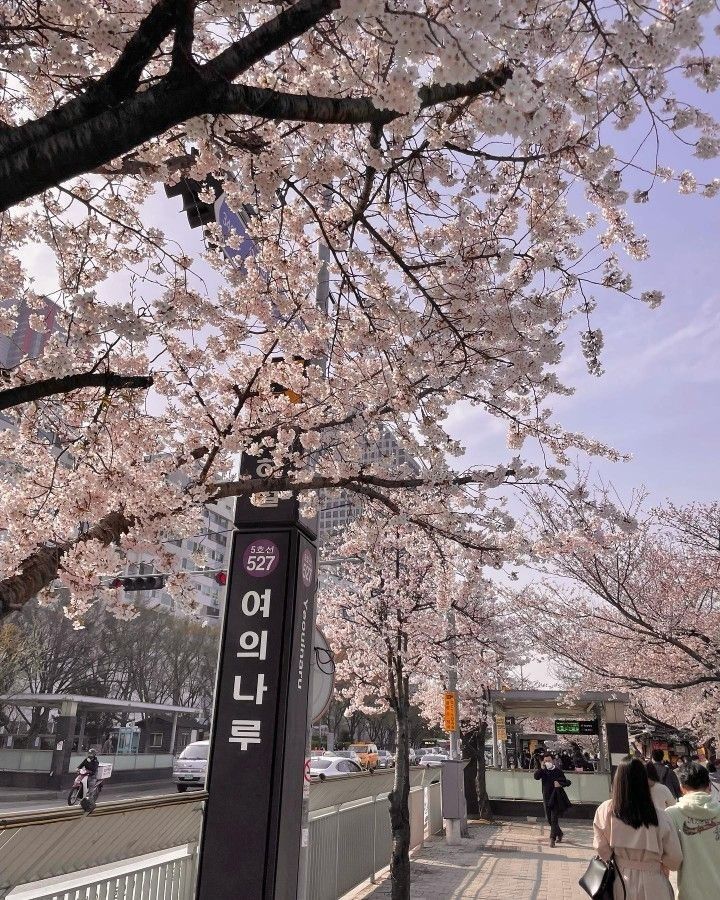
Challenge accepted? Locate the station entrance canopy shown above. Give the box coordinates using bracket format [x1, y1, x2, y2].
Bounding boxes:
[488, 689, 630, 774]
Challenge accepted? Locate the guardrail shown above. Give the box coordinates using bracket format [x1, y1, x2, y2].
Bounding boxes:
[0, 793, 205, 900]
[0, 774, 444, 900]
[308, 776, 443, 900]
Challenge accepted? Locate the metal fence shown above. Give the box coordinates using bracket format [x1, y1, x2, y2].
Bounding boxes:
[307, 779, 444, 900]
[1, 776, 444, 900]
[0, 794, 205, 900]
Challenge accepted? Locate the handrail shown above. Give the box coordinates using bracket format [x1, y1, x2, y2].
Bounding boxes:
[0, 790, 207, 829]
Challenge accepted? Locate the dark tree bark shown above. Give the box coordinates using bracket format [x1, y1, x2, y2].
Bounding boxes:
[0, 0, 510, 211]
[462, 721, 493, 820]
[0, 372, 152, 412]
[388, 651, 411, 900]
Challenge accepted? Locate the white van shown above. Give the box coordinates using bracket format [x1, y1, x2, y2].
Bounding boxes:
[172, 739, 209, 791]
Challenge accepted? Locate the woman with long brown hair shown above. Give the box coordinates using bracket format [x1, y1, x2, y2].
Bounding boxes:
[593, 757, 682, 899]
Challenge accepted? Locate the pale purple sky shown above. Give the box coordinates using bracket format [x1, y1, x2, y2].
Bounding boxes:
[449, 140, 720, 508]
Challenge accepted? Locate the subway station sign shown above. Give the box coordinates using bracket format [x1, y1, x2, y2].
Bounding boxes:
[554, 720, 599, 736]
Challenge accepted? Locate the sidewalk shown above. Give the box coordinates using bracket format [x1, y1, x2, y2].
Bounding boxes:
[349, 817, 594, 900]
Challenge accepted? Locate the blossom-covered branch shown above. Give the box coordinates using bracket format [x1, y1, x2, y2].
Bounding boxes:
[0, 371, 153, 412]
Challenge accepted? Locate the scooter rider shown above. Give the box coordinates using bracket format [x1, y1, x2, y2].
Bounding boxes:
[78, 747, 99, 795]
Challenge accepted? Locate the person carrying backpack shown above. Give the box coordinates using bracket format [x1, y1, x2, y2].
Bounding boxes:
[651, 749, 682, 800]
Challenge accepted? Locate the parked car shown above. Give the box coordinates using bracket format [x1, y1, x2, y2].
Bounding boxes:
[323, 750, 361, 764]
[310, 757, 364, 780]
[377, 750, 395, 769]
[173, 739, 209, 791]
[348, 742, 379, 771]
[418, 753, 449, 768]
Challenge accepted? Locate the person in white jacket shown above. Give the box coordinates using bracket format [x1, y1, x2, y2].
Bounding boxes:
[666, 762, 720, 900]
[646, 761, 676, 810]
[594, 757, 682, 899]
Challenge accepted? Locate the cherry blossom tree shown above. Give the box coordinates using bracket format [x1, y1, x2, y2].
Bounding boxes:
[318, 508, 513, 898]
[0, 0, 719, 621]
[522, 493, 720, 738]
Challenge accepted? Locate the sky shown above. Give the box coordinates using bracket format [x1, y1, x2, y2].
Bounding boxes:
[449, 147, 720, 510]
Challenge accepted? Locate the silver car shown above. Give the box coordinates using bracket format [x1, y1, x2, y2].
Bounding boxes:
[173, 740, 209, 791]
[418, 753, 449, 768]
[377, 750, 395, 769]
[310, 757, 363, 780]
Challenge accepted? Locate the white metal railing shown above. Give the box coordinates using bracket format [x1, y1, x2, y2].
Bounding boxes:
[1, 778, 443, 900]
[307, 780, 444, 900]
[5, 846, 196, 900]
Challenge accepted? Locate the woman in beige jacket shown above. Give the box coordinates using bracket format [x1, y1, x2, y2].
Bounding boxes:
[593, 758, 682, 899]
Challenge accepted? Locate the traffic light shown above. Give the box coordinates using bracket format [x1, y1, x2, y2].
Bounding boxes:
[110, 575, 166, 592]
[164, 175, 222, 229]
[214, 571, 228, 586]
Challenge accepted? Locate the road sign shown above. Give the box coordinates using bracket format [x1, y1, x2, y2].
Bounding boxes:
[443, 691, 458, 732]
[554, 720, 599, 735]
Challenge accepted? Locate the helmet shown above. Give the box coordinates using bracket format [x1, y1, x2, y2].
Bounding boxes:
[88, 748, 97, 756]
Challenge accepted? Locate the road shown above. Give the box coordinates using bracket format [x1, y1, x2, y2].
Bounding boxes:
[0, 780, 188, 814]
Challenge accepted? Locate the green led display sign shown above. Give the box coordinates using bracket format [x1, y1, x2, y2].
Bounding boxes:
[554, 720, 599, 735]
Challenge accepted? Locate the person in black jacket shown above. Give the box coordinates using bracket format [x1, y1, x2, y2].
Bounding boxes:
[78, 748, 100, 795]
[650, 748, 681, 800]
[534, 753, 572, 847]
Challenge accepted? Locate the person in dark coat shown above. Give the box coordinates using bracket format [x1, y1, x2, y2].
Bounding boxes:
[651, 749, 682, 800]
[534, 753, 572, 846]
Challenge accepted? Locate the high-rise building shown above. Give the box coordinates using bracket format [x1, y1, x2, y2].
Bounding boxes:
[123, 496, 234, 624]
[0, 298, 61, 369]
[317, 427, 420, 540]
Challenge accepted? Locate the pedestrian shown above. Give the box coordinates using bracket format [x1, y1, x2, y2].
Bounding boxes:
[533, 753, 572, 847]
[650, 748, 682, 800]
[593, 757, 682, 899]
[666, 762, 720, 900]
[646, 762, 676, 810]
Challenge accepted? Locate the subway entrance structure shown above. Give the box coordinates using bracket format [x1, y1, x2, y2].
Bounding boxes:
[477, 689, 630, 819]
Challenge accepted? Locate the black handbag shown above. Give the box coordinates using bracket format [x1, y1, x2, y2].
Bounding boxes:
[578, 852, 626, 899]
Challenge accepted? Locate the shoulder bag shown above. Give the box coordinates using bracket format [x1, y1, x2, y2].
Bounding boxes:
[578, 852, 626, 900]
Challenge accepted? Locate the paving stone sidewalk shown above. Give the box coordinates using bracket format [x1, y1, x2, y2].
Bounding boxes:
[348, 817, 596, 900]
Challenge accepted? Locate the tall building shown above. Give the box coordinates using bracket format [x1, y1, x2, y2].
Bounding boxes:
[123, 496, 234, 623]
[0, 298, 61, 369]
[317, 427, 420, 540]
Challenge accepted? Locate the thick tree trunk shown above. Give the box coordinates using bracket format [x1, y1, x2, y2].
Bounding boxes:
[474, 721, 493, 820]
[388, 675, 411, 900]
[462, 722, 493, 820]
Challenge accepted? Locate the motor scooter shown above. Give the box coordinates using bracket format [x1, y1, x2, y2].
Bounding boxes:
[67, 766, 106, 810]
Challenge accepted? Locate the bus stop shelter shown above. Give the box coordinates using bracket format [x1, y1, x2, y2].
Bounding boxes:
[0, 692, 200, 789]
[485, 689, 630, 817]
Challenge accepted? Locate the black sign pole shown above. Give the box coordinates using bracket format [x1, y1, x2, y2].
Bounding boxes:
[196, 454, 318, 900]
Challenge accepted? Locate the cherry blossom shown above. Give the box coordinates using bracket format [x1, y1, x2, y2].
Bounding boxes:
[0, 0, 717, 619]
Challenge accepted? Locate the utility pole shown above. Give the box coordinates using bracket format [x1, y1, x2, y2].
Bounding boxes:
[443, 610, 466, 844]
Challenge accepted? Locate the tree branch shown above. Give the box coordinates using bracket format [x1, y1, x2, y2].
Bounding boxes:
[0, 510, 134, 619]
[0, 57, 511, 210]
[213, 66, 512, 125]
[0, 372, 153, 412]
[0, 0, 180, 162]
[203, 0, 340, 83]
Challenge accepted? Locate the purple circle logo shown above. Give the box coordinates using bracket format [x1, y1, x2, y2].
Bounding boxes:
[301, 548, 314, 587]
[242, 539, 280, 577]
